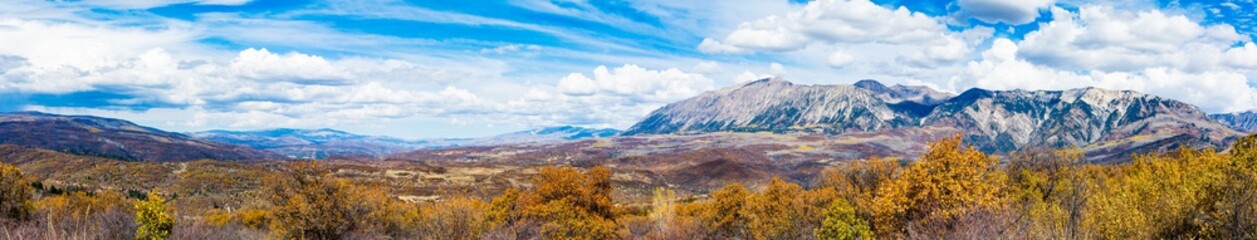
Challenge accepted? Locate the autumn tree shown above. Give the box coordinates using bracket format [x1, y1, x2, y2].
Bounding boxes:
[1004, 148, 1090, 238]
[872, 134, 1008, 238]
[0, 162, 32, 221]
[487, 166, 619, 240]
[818, 157, 898, 233]
[414, 196, 490, 240]
[134, 191, 175, 240]
[264, 161, 384, 239]
[700, 183, 751, 239]
[648, 188, 675, 232]
[814, 198, 872, 240]
[743, 177, 810, 239]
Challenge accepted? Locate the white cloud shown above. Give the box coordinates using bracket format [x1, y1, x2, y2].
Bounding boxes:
[700, 0, 946, 53]
[691, 61, 724, 74]
[1225, 42, 1257, 68]
[958, 0, 1055, 24]
[69, 0, 253, 9]
[826, 51, 854, 68]
[734, 70, 774, 83]
[770, 62, 787, 76]
[1018, 6, 1246, 72]
[557, 73, 598, 96]
[0, 18, 197, 71]
[555, 64, 713, 102]
[698, 38, 748, 54]
[480, 44, 542, 54]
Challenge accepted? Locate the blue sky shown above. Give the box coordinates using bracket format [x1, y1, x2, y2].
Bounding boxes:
[2, 0, 1257, 138]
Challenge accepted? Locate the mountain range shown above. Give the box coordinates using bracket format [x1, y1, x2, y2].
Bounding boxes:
[0, 78, 1252, 163]
[0, 111, 280, 161]
[189, 126, 621, 159]
[625, 78, 1242, 161]
[1211, 111, 1257, 133]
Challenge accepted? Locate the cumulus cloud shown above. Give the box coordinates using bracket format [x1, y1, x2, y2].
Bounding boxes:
[958, 0, 1055, 24]
[555, 64, 713, 103]
[698, 0, 985, 77]
[0, 17, 500, 129]
[497, 64, 718, 128]
[1225, 43, 1257, 68]
[1018, 6, 1246, 72]
[699, 0, 947, 53]
[826, 51, 854, 68]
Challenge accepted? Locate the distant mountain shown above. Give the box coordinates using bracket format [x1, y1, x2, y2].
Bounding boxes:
[470, 126, 621, 146]
[624, 77, 917, 135]
[624, 78, 1241, 160]
[193, 126, 620, 159]
[1211, 110, 1257, 133]
[923, 87, 1239, 154]
[190, 128, 444, 159]
[0, 112, 279, 161]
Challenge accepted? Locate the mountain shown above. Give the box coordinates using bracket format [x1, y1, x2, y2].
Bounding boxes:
[193, 126, 620, 159]
[852, 79, 952, 105]
[190, 128, 443, 159]
[624, 78, 1241, 160]
[1211, 110, 1257, 133]
[470, 126, 621, 146]
[0, 112, 279, 161]
[624, 77, 917, 135]
[923, 87, 1240, 154]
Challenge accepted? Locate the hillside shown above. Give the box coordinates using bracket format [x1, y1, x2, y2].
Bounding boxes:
[0, 112, 280, 161]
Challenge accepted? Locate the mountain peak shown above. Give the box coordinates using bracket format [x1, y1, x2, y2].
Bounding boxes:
[852, 79, 886, 89]
[742, 77, 791, 87]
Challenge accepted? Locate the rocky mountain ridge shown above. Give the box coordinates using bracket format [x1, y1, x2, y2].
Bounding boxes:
[1211, 110, 1257, 133]
[626, 78, 1242, 155]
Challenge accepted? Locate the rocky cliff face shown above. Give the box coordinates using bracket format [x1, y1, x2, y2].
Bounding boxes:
[1211, 111, 1257, 133]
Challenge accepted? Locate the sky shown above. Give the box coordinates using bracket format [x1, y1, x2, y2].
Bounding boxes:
[1, 0, 1257, 139]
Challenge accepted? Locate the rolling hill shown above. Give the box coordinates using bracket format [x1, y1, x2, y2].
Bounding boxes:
[0, 112, 279, 161]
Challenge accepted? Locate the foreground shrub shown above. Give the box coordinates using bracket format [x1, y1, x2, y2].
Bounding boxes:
[0, 162, 32, 221]
[135, 191, 175, 240]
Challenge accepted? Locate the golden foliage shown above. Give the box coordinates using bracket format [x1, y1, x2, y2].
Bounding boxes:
[0, 162, 32, 221]
[814, 198, 872, 240]
[263, 161, 399, 239]
[872, 134, 1007, 237]
[134, 191, 175, 240]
